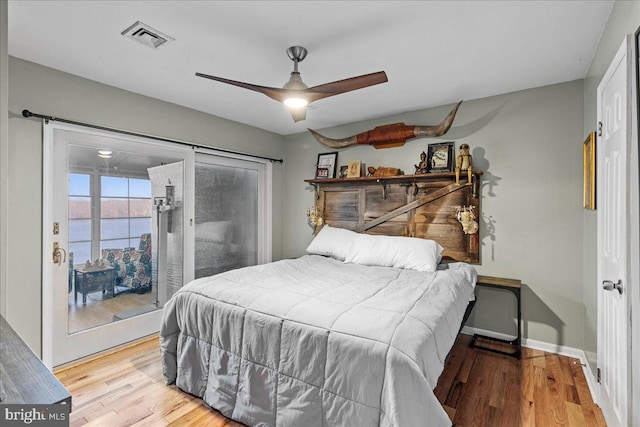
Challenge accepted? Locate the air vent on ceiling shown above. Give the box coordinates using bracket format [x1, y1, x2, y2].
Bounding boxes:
[121, 21, 174, 49]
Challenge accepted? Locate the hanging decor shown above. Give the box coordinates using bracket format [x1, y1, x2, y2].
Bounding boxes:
[307, 101, 462, 150]
[456, 205, 478, 235]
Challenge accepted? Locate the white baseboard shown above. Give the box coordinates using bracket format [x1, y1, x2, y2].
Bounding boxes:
[460, 326, 599, 404]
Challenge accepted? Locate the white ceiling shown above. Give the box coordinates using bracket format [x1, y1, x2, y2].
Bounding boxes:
[8, 1, 613, 136]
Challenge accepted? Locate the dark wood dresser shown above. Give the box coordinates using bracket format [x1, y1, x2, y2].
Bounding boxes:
[0, 315, 71, 405]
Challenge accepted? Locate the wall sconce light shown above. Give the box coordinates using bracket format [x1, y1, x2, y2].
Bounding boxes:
[456, 205, 478, 235]
[307, 206, 324, 227]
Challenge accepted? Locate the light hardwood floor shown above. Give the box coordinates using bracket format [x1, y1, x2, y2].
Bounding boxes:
[68, 292, 156, 334]
[434, 334, 606, 426]
[54, 334, 606, 426]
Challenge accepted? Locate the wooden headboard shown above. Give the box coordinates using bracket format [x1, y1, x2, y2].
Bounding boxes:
[305, 171, 482, 263]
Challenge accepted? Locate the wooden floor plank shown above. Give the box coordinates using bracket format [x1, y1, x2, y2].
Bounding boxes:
[566, 401, 587, 426]
[56, 333, 605, 427]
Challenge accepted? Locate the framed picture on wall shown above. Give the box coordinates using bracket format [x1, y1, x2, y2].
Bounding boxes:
[583, 131, 596, 210]
[427, 142, 455, 173]
[347, 160, 361, 178]
[315, 152, 338, 179]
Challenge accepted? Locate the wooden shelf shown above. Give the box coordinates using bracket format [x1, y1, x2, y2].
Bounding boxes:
[477, 275, 521, 289]
[305, 170, 483, 185]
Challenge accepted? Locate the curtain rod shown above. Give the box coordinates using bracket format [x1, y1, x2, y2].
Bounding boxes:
[21, 109, 284, 164]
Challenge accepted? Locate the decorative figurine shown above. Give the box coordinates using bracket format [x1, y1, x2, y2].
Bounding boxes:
[456, 205, 479, 234]
[367, 166, 403, 177]
[455, 143, 473, 185]
[414, 151, 429, 174]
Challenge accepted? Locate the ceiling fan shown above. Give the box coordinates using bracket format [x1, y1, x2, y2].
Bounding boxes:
[196, 46, 388, 122]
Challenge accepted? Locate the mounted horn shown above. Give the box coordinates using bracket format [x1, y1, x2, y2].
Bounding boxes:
[307, 129, 357, 148]
[414, 100, 462, 137]
[308, 101, 462, 150]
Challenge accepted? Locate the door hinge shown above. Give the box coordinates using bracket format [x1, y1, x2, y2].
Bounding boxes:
[597, 368, 601, 383]
[597, 121, 603, 137]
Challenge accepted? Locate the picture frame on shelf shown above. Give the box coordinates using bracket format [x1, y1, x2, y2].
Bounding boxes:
[315, 152, 338, 179]
[347, 160, 361, 178]
[427, 142, 455, 173]
[316, 168, 329, 178]
[339, 165, 349, 178]
[583, 131, 596, 210]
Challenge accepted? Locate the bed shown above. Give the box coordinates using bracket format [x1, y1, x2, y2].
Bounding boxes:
[161, 254, 476, 426]
[161, 172, 482, 426]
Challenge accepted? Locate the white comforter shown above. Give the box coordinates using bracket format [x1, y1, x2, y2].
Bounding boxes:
[161, 255, 476, 426]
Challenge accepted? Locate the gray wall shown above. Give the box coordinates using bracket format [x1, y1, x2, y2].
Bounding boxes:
[283, 80, 586, 349]
[582, 0, 640, 374]
[7, 56, 285, 354]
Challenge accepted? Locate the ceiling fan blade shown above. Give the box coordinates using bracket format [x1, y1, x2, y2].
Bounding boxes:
[289, 107, 307, 122]
[195, 72, 290, 103]
[304, 71, 388, 102]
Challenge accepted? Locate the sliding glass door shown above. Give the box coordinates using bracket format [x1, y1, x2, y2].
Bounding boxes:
[43, 123, 193, 367]
[194, 153, 270, 279]
[43, 124, 272, 367]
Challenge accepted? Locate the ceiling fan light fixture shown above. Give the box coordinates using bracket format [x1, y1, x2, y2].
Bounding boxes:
[196, 44, 387, 123]
[282, 71, 308, 91]
[283, 69, 309, 108]
[283, 96, 308, 108]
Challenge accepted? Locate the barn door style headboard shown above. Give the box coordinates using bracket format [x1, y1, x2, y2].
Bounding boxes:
[305, 171, 482, 263]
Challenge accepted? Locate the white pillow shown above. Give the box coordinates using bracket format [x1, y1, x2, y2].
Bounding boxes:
[344, 234, 443, 272]
[305, 225, 358, 261]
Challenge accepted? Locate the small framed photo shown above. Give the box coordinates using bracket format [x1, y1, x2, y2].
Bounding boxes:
[427, 142, 455, 173]
[583, 131, 596, 210]
[339, 165, 349, 178]
[316, 152, 338, 179]
[347, 160, 361, 178]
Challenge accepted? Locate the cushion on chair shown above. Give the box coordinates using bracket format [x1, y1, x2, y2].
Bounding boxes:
[101, 242, 151, 291]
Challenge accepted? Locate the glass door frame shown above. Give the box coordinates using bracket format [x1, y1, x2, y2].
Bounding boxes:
[42, 121, 195, 367]
[194, 149, 273, 268]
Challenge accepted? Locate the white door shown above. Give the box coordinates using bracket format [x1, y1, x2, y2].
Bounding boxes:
[42, 122, 194, 367]
[597, 38, 629, 427]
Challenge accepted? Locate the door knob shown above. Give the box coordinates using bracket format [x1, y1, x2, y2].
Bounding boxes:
[602, 279, 623, 295]
[53, 242, 67, 266]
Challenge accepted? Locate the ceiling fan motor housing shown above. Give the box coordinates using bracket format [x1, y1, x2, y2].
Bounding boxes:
[283, 72, 308, 90]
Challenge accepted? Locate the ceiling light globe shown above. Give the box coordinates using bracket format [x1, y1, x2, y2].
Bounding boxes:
[284, 98, 308, 108]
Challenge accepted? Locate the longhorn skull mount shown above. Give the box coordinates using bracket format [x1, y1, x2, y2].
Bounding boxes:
[308, 101, 462, 149]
